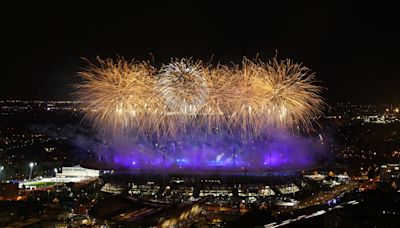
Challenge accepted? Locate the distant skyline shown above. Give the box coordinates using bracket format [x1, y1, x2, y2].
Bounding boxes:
[2, 1, 399, 104]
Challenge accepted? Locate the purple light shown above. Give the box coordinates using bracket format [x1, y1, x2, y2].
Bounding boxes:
[94, 131, 326, 171]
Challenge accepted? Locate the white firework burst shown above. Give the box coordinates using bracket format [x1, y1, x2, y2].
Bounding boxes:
[157, 58, 208, 114]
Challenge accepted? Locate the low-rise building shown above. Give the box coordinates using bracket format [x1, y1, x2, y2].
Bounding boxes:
[380, 164, 400, 182]
[56, 166, 99, 178]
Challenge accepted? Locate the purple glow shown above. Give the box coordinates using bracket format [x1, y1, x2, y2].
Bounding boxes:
[94, 131, 326, 172]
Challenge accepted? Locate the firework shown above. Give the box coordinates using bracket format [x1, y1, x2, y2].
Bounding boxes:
[157, 58, 208, 115]
[261, 58, 324, 131]
[74, 57, 163, 136]
[75, 56, 324, 139]
[222, 58, 324, 136]
[198, 64, 234, 133]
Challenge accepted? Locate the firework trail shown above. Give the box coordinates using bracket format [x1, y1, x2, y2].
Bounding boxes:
[74, 57, 163, 136]
[157, 58, 208, 115]
[75, 56, 324, 140]
[228, 57, 324, 135]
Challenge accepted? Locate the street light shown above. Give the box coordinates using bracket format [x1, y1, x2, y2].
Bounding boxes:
[54, 168, 58, 176]
[0, 166, 3, 181]
[29, 162, 35, 181]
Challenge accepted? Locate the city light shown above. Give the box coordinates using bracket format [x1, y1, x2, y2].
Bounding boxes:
[28, 162, 36, 180]
[1, 1, 399, 226]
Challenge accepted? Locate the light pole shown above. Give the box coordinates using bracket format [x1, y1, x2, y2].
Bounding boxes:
[29, 162, 35, 181]
[0, 166, 4, 180]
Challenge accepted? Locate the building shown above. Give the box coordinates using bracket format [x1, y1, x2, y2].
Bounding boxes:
[101, 182, 126, 194]
[129, 182, 160, 197]
[56, 166, 99, 178]
[380, 164, 400, 182]
[199, 185, 233, 197]
[238, 184, 275, 197]
[18, 166, 100, 190]
[0, 183, 19, 199]
[274, 197, 299, 207]
[276, 183, 300, 194]
[304, 173, 325, 181]
[163, 185, 194, 198]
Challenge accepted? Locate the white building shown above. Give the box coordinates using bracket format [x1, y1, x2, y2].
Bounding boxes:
[129, 182, 160, 197]
[199, 186, 233, 197]
[304, 173, 326, 181]
[275, 198, 299, 207]
[56, 166, 99, 178]
[19, 166, 99, 189]
[238, 185, 275, 197]
[276, 183, 300, 194]
[101, 182, 126, 194]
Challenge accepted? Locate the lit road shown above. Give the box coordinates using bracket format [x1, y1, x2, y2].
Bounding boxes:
[263, 181, 360, 228]
[297, 181, 359, 209]
[263, 199, 361, 228]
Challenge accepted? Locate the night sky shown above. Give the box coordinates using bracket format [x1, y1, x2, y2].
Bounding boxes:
[2, 0, 399, 104]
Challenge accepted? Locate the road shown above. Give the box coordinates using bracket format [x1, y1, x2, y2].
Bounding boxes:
[298, 181, 359, 209]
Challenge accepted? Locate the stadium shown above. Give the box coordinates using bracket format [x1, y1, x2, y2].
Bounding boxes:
[76, 56, 325, 173]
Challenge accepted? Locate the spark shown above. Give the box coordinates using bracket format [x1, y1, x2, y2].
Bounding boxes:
[75, 56, 324, 140]
[157, 58, 208, 115]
